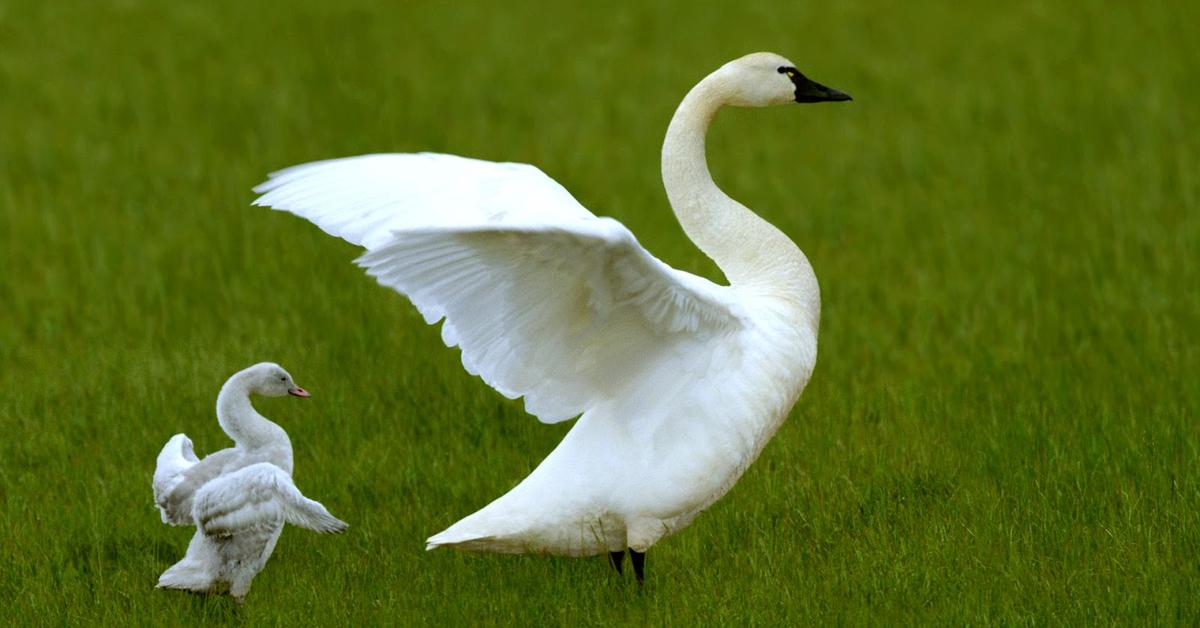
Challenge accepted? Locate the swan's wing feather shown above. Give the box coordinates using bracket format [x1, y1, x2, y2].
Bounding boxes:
[359, 225, 745, 422]
[193, 463, 348, 537]
[253, 153, 595, 249]
[254, 154, 746, 423]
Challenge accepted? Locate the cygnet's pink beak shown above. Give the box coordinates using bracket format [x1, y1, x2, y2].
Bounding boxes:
[288, 387, 310, 398]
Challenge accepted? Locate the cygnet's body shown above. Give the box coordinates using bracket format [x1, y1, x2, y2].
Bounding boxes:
[153, 363, 347, 602]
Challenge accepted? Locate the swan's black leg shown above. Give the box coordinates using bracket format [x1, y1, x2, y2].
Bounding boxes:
[630, 549, 646, 584]
[608, 550, 626, 575]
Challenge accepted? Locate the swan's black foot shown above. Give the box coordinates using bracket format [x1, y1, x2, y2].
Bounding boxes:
[608, 550, 626, 575]
[630, 549, 646, 585]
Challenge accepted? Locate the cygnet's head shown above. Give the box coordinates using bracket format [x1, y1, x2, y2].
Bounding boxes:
[719, 52, 852, 107]
[242, 362, 310, 398]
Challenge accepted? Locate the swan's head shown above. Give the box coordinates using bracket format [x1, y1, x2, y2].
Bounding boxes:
[242, 362, 310, 398]
[719, 52, 851, 107]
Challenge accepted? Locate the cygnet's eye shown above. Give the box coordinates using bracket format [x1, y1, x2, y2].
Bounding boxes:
[280, 376, 287, 382]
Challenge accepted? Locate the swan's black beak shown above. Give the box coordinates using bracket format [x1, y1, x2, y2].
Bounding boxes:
[288, 386, 310, 398]
[785, 70, 852, 103]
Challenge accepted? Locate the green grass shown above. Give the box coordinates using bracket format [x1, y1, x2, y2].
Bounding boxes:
[2, 0, 1198, 623]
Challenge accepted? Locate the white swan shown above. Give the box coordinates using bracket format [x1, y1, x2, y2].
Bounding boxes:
[153, 363, 348, 602]
[254, 52, 849, 582]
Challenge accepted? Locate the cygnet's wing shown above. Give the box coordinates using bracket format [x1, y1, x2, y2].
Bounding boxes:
[193, 463, 348, 537]
[254, 153, 746, 424]
[153, 434, 200, 524]
[154, 446, 243, 526]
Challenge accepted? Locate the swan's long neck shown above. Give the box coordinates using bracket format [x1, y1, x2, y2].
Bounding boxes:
[662, 72, 820, 329]
[216, 374, 290, 452]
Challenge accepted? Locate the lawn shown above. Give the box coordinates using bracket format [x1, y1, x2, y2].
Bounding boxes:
[1, 0, 1197, 624]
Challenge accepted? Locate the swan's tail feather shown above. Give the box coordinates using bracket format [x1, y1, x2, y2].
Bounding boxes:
[426, 508, 522, 552]
[425, 509, 500, 551]
[425, 493, 538, 553]
[426, 501, 630, 556]
[425, 531, 499, 552]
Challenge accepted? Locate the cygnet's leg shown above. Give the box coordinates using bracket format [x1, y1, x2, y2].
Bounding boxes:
[608, 550, 626, 575]
[229, 570, 257, 604]
[226, 526, 279, 604]
[630, 550, 646, 584]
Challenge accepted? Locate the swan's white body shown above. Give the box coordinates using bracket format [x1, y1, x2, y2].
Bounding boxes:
[153, 363, 347, 601]
[254, 53, 844, 558]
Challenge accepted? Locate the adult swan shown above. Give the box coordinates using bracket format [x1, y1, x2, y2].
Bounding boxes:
[255, 52, 850, 583]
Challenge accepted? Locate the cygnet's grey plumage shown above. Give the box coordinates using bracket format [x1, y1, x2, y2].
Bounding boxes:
[152, 362, 347, 603]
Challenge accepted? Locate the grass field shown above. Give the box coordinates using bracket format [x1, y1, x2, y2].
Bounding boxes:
[2, 0, 1198, 623]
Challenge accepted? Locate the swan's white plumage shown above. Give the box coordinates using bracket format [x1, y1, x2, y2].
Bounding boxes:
[254, 52, 835, 558]
[153, 363, 346, 601]
[256, 154, 745, 423]
[254, 153, 595, 249]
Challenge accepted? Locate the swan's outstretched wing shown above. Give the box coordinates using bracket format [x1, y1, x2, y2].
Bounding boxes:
[193, 463, 348, 537]
[255, 153, 747, 423]
[153, 434, 200, 524]
[254, 153, 598, 249]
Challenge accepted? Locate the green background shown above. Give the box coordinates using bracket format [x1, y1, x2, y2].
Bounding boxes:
[2, 0, 1197, 623]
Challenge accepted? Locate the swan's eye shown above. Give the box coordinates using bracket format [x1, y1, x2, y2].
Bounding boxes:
[777, 67, 799, 78]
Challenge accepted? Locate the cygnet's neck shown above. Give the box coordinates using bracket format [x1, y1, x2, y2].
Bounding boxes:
[216, 373, 292, 456]
[662, 69, 820, 330]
